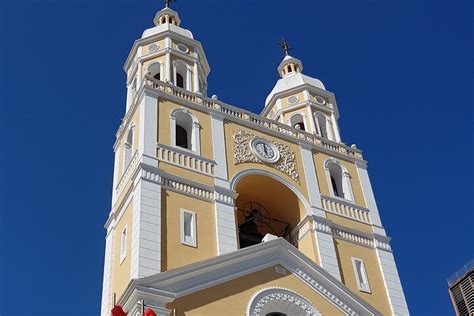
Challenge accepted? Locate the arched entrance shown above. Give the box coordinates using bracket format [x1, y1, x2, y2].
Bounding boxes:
[232, 171, 309, 249]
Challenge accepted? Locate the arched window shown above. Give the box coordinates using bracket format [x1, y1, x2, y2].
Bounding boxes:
[148, 62, 162, 81]
[315, 112, 335, 141]
[123, 127, 134, 171]
[174, 61, 189, 90]
[324, 159, 354, 201]
[289, 113, 306, 131]
[170, 108, 200, 154]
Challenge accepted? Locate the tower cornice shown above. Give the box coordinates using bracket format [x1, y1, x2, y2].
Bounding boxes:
[123, 30, 210, 76]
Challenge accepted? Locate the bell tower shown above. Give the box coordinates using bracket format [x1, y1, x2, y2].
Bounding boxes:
[262, 41, 341, 143]
[124, 5, 210, 111]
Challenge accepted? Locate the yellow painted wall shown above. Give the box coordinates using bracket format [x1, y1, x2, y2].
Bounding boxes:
[157, 99, 214, 161]
[169, 266, 344, 316]
[161, 190, 217, 271]
[111, 200, 133, 301]
[334, 239, 391, 315]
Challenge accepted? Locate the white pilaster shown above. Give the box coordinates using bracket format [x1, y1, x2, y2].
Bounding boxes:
[211, 112, 238, 254]
[100, 226, 115, 316]
[312, 216, 342, 282]
[130, 170, 162, 279]
[300, 144, 341, 281]
[111, 149, 120, 208]
[193, 60, 199, 93]
[331, 112, 342, 143]
[355, 162, 386, 236]
[210, 112, 229, 188]
[139, 90, 159, 158]
[375, 244, 410, 315]
[306, 104, 317, 134]
[214, 198, 238, 255]
[165, 38, 171, 82]
[299, 144, 324, 217]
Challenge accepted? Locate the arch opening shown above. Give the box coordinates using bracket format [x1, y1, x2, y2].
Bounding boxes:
[234, 173, 308, 249]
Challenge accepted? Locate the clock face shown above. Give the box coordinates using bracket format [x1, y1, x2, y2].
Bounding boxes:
[250, 138, 280, 163]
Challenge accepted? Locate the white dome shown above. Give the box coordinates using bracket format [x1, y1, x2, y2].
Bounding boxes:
[265, 73, 326, 106]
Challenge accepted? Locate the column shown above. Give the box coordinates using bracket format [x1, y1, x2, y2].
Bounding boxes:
[211, 112, 238, 255]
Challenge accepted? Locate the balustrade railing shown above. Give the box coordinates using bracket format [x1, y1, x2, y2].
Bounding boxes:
[321, 195, 371, 224]
[157, 144, 215, 176]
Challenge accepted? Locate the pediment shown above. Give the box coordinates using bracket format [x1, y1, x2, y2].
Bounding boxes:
[123, 238, 381, 315]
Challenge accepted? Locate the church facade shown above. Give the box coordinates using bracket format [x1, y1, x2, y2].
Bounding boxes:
[101, 5, 409, 316]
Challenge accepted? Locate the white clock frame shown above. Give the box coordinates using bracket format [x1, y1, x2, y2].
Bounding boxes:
[249, 137, 280, 163]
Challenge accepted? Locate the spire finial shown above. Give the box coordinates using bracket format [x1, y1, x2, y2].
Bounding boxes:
[278, 37, 293, 56]
[164, 0, 176, 8]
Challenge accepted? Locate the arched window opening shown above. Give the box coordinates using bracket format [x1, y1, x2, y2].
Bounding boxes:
[171, 109, 200, 153]
[123, 128, 134, 171]
[290, 114, 306, 131]
[175, 124, 188, 149]
[316, 112, 335, 141]
[148, 63, 162, 82]
[326, 160, 353, 201]
[328, 162, 344, 199]
[174, 61, 188, 90]
[267, 313, 286, 316]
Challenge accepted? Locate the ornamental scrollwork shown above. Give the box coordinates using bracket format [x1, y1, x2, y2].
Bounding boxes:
[233, 130, 300, 183]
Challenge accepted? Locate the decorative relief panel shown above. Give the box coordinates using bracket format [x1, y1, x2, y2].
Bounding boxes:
[233, 130, 300, 183]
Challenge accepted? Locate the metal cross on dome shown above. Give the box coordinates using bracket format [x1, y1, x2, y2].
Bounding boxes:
[278, 37, 293, 56]
[164, 0, 176, 8]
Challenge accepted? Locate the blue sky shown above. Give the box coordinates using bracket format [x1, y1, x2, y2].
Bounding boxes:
[0, 0, 472, 315]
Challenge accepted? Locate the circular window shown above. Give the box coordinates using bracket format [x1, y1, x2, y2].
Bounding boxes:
[288, 96, 299, 104]
[148, 43, 159, 52]
[315, 96, 326, 105]
[177, 43, 189, 53]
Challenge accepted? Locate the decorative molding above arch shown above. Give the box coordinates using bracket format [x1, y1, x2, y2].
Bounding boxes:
[247, 287, 321, 316]
[232, 130, 300, 183]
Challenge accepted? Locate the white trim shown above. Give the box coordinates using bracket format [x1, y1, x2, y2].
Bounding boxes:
[120, 225, 128, 264]
[180, 208, 197, 247]
[351, 257, 371, 293]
